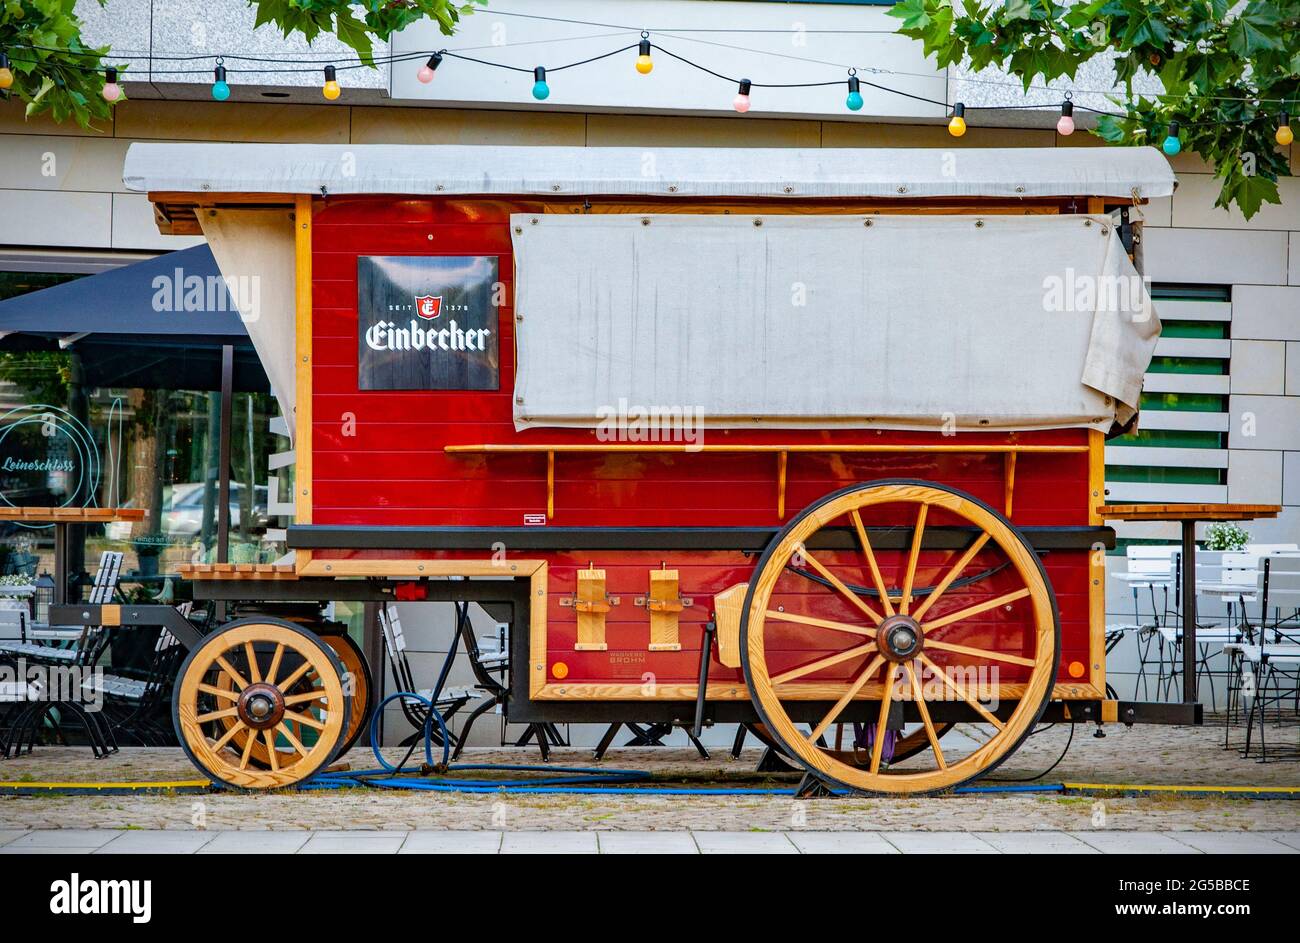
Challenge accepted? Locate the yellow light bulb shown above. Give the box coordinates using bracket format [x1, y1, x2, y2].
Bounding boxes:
[0, 67, 13, 91]
[323, 80, 341, 100]
[1278, 124, 1295, 147]
[635, 54, 653, 75]
[948, 115, 967, 137]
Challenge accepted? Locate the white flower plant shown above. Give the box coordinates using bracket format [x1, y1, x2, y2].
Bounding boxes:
[1204, 521, 1250, 552]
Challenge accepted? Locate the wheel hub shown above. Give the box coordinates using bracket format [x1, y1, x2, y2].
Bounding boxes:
[878, 614, 923, 663]
[237, 682, 286, 730]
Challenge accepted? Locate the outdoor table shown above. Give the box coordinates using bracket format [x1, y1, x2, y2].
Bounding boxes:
[0, 507, 146, 606]
[1098, 503, 1281, 705]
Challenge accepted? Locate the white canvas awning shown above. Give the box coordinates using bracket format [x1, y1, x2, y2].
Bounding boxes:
[512, 214, 1160, 433]
[124, 143, 1175, 201]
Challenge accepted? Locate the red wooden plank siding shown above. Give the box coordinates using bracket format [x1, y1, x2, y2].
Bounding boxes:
[311, 197, 1095, 690]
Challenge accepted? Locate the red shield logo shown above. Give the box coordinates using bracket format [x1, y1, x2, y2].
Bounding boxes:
[415, 295, 443, 320]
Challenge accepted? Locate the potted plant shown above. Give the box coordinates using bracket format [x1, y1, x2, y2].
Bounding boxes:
[1204, 521, 1249, 552]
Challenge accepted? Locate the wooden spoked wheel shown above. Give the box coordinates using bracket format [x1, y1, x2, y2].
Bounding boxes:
[212, 630, 372, 768]
[173, 619, 349, 789]
[741, 480, 1059, 795]
[320, 632, 373, 760]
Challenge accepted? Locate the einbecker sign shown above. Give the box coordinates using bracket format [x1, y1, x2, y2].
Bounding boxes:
[357, 256, 499, 390]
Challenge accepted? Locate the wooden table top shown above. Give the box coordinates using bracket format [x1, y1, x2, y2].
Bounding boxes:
[1098, 503, 1282, 522]
[0, 507, 146, 523]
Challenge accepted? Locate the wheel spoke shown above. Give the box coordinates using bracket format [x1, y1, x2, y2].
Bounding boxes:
[900, 504, 928, 614]
[263, 730, 279, 771]
[911, 533, 991, 622]
[238, 727, 258, 769]
[808, 654, 885, 742]
[918, 653, 1005, 730]
[869, 663, 899, 774]
[904, 662, 946, 770]
[920, 587, 1031, 632]
[924, 638, 1036, 667]
[850, 509, 894, 617]
[276, 659, 312, 692]
[196, 706, 239, 724]
[244, 642, 261, 684]
[215, 655, 250, 691]
[765, 610, 876, 639]
[283, 709, 326, 731]
[265, 643, 285, 685]
[211, 720, 246, 753]
[284, 689, 327, 707]
[196, 683, 239, 702]
[797, 543, 883, 625]
[276, 722, 309, 757]
[772, 641, 876, 686]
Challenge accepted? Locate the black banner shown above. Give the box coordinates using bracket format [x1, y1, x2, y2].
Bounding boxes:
[356, 255, 499, 391]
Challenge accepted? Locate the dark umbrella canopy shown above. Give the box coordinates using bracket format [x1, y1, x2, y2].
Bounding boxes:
[0, 245, 268, 392]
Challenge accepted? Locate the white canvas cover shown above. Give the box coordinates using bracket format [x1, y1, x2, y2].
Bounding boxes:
[123, 143, 1175, 201]
[511, 214, 1159, 433]
[198, 208, 298, 439]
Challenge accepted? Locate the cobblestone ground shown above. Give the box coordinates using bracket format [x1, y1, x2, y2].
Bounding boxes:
[1, 722, 1297, 832]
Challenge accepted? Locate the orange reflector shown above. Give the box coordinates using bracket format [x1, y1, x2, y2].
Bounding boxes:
[551, 661, 569, 679]
[1067, 660, 1085, 678]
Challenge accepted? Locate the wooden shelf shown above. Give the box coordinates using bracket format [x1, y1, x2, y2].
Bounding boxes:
[175, 563, 298, 580]
[0, 507, 146, 523]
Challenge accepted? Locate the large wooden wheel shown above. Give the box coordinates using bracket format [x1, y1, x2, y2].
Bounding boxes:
[741, 479, 1059, 795]
[173, 618, 350, 789]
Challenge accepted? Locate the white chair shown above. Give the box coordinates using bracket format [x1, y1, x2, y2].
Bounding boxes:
[0, 551, 122, 664]
[1107, 545, 1177, 700]
[1237, 553, 1300, 761]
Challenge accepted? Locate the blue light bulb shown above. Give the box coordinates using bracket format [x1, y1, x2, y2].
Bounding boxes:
[212, 64, 230, 101]
[1161, 121, 1181, 156]
[531, 66, 549, 101]
[845, 75, 863, 112]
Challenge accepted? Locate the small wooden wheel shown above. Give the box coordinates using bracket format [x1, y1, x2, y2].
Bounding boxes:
[741, 479, 1058, 795]
[320, 632, 373, 760]
[212, 630, 373, 768]
[173, 618, 350, 789]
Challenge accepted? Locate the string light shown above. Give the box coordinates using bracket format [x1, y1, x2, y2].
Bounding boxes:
[1056, 98, 1074, 136]
[733, 78, 751, 113]
[322, 64, 341, 100]
[211, 61, 230, 101]
[531, 66, 549, 100]
[948, 102, 966, 137]
[1161, 121, 1181, 156]
[5, 37, 1295, 151]
[846, 73, 863, 112]
[635, 34, 653, 74]
[417, 52, 442, 84]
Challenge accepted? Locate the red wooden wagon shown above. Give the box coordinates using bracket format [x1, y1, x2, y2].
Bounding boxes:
[69, 142, 1188, 793]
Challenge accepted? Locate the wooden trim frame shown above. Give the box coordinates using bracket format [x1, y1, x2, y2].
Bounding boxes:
[293, 195, 314, 572]
[1085, 428, 1107, 700]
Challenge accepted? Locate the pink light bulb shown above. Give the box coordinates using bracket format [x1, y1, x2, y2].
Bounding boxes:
[102, 82, 122, 102]
[417, 65, 435, 84]
[733, 93, 751, 113]
[1056, 114, 1075, 136]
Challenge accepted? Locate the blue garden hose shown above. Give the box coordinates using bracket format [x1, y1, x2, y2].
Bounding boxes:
[303, 691, 1066, 796]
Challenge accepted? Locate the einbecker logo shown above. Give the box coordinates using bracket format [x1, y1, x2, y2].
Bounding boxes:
[50, 873, 151, 923]
[415, 294, 442, 320]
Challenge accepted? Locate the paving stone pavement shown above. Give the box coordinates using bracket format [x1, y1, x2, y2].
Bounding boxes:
[0, 829, 1295, 854]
